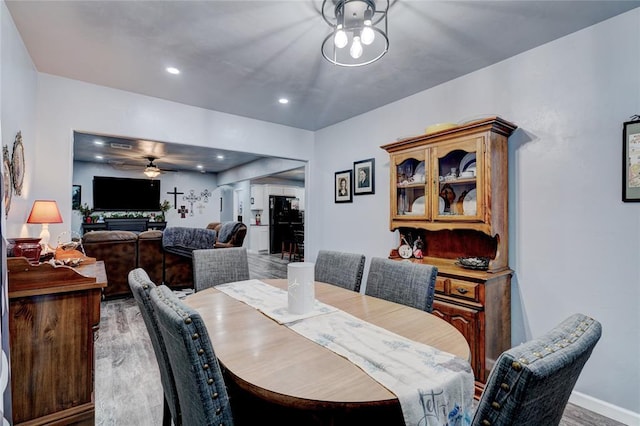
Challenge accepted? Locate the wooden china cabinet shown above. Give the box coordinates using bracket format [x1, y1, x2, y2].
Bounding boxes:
[381, 117, 517, 395]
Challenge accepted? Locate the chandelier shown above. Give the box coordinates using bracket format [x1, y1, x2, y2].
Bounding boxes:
[321, 0, 389, 67]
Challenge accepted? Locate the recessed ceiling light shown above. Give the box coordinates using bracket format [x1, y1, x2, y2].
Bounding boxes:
[216, 155, 224, 160]
[278, 98, 289, 104]
[94, 139, 104, 146]
[196, 164, 203, 169]
[95, 155, 104, 160]
[166, 67, 180, 75]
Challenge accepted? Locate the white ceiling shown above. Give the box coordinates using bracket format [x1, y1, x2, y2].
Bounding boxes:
[7, 0, 639, 175]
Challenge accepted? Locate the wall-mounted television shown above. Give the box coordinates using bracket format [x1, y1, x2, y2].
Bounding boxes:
[93, 176, 161, 211]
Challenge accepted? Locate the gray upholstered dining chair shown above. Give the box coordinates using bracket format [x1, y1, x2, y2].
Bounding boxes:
[364, 257, 437, 312]
[192, 247, 250, 292]
[471, 313, 601, 426]
[315, 250, 366, 293]
[127, 268, 180, 426]
[150, 284, 234, 426]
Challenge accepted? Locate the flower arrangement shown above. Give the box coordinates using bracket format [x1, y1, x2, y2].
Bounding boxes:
[78, 203, 93, 218]
[160, 200, 171, 213]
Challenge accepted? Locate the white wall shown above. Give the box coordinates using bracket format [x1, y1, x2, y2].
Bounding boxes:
[1, 1, 37, 239]
[72, 161, 222, 234]
[311, 9, 640, 420]
[27, 74, 314, 242]
[0, 2, 38, 423]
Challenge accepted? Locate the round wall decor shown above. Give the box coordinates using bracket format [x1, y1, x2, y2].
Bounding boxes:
[3, 146, 12, 216]
[11, 131, 25, 196]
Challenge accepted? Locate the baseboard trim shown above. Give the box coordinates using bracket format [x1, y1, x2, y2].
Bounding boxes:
[570, 391, 640, 426]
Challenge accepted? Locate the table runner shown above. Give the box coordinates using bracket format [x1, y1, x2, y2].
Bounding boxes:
[213, 280, 474, 426]
[215, 279, 337, 324]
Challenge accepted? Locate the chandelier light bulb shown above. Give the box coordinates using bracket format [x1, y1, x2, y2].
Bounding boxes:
[321, 0, 389, 67]
[334, 25, 348, 49]
[350, 36, 363, 59]
[361, 20, 375, 45]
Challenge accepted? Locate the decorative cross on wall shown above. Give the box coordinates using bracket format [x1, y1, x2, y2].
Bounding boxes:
[177, 205, 188, 218]
[182, 190, 201, 217]
[196, 203, 205, 214]
[167, 187, 184, 209]
[201, 189, 212, 202]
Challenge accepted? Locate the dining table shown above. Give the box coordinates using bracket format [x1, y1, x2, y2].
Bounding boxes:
[184, 279, 471, 425]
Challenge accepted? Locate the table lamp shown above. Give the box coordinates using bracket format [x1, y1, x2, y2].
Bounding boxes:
[27, 199, 63, 253]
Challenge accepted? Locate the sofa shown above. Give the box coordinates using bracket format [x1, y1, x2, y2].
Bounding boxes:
[82, 224, 243, 299]
[206, 221, 247, 248]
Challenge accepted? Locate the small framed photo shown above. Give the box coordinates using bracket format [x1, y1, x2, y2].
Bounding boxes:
[354, 158, 375, 195]
[335, 169, 352, 203]
[72, 185, 81, 210]
[623, 118, 640, 202]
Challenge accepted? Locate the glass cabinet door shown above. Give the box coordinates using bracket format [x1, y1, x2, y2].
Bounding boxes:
[432, 138, 483, 220]
[391, 150, 428, 219]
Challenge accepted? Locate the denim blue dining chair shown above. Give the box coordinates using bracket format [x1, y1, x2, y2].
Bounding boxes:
[471, 313, 601, 426]
[149, 284, 234, 426]
[364, 257, 437, 312]
[127, 268, 181, 426]
[315, 250, 366, 293]
[192, 247, 250, 292]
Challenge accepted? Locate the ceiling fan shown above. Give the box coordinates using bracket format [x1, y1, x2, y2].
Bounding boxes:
[143, 156, 162, 178]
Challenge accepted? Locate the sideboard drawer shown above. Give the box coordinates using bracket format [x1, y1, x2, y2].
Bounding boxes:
[449, 280, 479, 302]
[435, 277, 480, 302]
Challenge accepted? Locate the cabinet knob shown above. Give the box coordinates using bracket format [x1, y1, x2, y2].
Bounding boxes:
[456, 287, 468, 294]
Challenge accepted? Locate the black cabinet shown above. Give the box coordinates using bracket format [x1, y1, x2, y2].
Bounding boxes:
[82, 219, 167, 234]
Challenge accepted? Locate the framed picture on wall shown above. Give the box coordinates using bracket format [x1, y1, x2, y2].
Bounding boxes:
[72, 185, 81, 210]
[354, 158, 375, 195]
[623, 117, 640, 202]
[334, 169, 352, 203]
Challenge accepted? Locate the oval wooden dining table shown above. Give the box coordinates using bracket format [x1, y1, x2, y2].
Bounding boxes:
[184, 279, 470, 425]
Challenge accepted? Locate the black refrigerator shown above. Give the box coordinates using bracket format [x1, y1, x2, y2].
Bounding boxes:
[269, 195, 303, 253]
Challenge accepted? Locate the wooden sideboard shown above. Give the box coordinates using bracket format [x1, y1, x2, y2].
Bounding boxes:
[7, 258, 107, 425]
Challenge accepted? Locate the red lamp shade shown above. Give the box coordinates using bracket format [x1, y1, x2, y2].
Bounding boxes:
[27, 200, 63, 224]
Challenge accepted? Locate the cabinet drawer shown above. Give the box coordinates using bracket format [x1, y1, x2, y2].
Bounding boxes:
[435, 277, 480, 302]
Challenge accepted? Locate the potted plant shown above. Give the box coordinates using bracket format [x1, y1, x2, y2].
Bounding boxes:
[157, 200, 171, 222]
[78, 203, 93, 223]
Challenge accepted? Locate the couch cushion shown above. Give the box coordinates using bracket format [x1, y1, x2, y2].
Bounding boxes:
[217, 221, 244, 244]
[83, 230, 138, 242]
[139, 229, 163, 240]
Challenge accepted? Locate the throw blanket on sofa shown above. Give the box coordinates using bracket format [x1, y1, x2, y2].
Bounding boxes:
[162, 227, 217, 257]
[217, 221, 243, 244]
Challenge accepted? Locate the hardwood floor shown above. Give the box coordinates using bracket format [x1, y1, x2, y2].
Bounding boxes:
[95, 252, 624, 426]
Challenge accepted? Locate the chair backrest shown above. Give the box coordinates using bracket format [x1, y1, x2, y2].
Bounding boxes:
[150, 284, 234, 426]
[192, 247, 250, 292]
[364, 257, 437, 312]
[127, 268, 180, 426]
[315, 250, 366, 293]
[472, 313, 602, 426]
